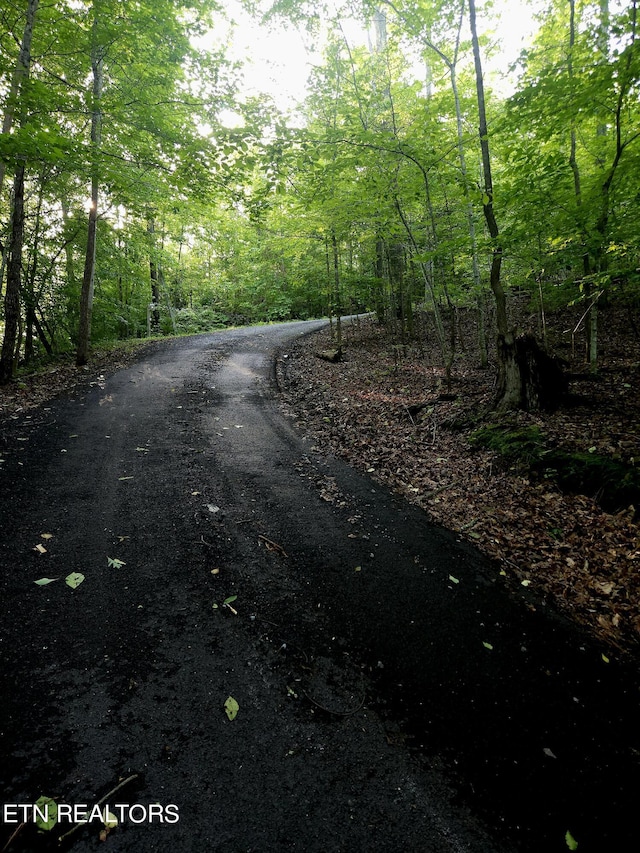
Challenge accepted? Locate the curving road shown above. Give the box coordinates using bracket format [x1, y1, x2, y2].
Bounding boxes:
[1, 320, 639, 853]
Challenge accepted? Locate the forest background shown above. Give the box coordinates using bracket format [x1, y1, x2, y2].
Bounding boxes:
[0, 1, 639, 644]
[0, 0, 637, 384]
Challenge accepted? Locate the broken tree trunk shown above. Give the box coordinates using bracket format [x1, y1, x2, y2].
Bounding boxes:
[495, 333, 567, 412]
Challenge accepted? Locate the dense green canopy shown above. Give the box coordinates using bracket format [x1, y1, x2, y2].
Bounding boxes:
[1, 0, 638, 403]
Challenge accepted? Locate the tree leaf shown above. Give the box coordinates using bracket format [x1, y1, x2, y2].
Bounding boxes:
[448, 575, 459, 584]
[65, 572, 85, 589]
[35, 796, 57, 831]
[224, 696, 239, 721]
[107, 557, 126, 568]
[34, 577, 59, 586]
[483, 641, 494, 650]
[565, 830, 579, 850]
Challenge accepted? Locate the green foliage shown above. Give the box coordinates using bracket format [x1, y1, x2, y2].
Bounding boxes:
[470, 424, 547, 466]
[471, 423, 640, 513]
[173, 307, 230, 334]
[1, 0, 639, 373]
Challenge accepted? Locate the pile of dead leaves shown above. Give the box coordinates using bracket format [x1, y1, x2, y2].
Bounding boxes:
[278, 310, 640, 655]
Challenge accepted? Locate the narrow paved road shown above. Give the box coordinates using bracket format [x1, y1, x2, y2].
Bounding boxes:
[1, 322, 639, 853]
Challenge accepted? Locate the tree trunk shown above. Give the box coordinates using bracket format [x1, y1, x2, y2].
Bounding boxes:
[0, 0, 39, 305]
[0, 0, 39, 203]
[76, 24, 104, 366]
[147, 218, 161, 333]
[331, 229, 342, 353]
[468, 0, 565, 411]
[0, 164, 26, 383]
[568, 0, 597, 368]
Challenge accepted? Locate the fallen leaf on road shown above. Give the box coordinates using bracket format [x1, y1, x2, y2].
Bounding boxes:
[65, 572, 85, 589]
[224, 696, 239, 721]
[223, 595, 238, 614]
[41, 533, 54, 540]
[33, 543, 47, 555]
[565, 830, 579, 850]
[107, 557, 126, 568]
[34, 797, 57, 831]
[34, 577, 59, 586]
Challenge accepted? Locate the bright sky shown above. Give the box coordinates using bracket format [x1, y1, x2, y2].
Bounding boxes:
[206, 0, 543, 120]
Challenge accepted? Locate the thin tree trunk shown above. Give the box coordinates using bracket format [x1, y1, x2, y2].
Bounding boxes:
[468, 0, 524, 409]
[394, 196, 447, 359]
[76, 24, 104, 366]
[147, 218, 161, 333]
[332, 229, 342, 353]
[568, 0, 596, 367]
[0, 164, 26, 382]
[24, 170, 45, 364]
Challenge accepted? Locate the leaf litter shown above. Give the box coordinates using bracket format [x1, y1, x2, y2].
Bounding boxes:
[279, 310, 640, 653]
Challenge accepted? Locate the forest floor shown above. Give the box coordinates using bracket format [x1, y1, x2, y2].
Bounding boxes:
[277, 305, 640, 654]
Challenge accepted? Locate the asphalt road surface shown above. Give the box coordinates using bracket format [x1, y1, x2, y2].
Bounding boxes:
[1, 321, 639, 853]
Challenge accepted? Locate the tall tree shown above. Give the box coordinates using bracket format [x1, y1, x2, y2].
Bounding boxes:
[0, 0, 39, 382]
[469, 0, 565, 410]
[76, 9, 104, 366]
[0, 163, 26, 381]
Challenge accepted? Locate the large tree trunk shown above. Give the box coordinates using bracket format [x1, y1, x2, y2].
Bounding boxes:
[0, 164, 26, 383]
[496, 334, 567, 412]
[76, 20, 104, 366]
